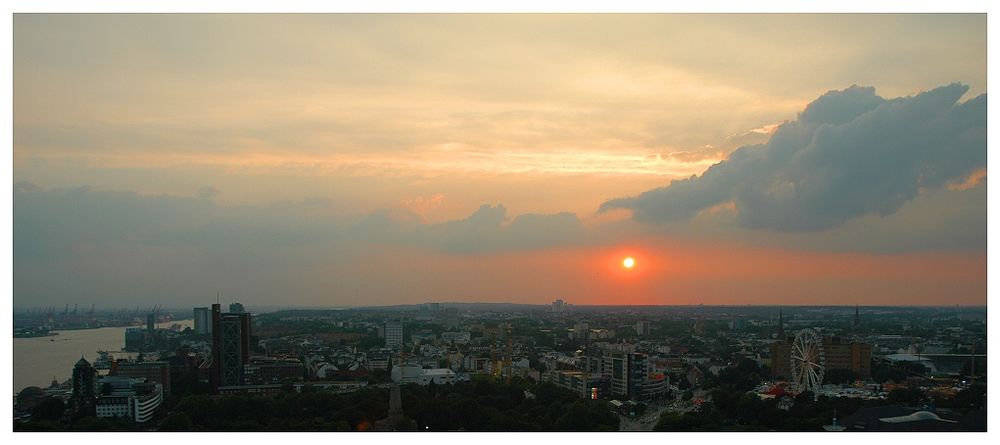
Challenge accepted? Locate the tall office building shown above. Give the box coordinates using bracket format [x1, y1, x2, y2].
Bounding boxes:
[384, 322, 403, 349]
[193, 307, 212, 335]
[604, 350, 629, 397]
[229, 302, 246, 314]
[212, 305, 252, 387]
[210, 304, 222, 388]
[146, 313, 156, 334]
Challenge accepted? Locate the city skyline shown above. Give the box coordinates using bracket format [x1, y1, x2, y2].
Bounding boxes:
[13, 14, 987, 308]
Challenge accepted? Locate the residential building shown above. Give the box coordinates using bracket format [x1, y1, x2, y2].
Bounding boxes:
[384, 322, 403, 349]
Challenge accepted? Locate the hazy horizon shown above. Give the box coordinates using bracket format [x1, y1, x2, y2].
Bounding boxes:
[13, 14, 986, 308]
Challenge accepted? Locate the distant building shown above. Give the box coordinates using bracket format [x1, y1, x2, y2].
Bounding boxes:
[441, 331, 471, 344]
[229, 302, 246, 314]
[770, 334, 872, 380]
[243, 357, 305, 384]
[114, 360, 171, 396]
[95, 376, 163, 423]
[552, 299, 565, 313]
[391, 366, 458, 385]
[70, 357, 97, 419]
[146, 313, 156, 334]
[635, 321, 651, 336]
[384, 322, 403, 349]
[124, 328, 146, 352]
[193, 307, 212, 335]
[443, 307, 460, 328]
[367, 350, 392, 371]
[573, 322, 590, 341]
[604, 350, 629, 397]
[211, 303, 252, 388]
[545, 370, 610, 400]
[220, 313, 252, 386]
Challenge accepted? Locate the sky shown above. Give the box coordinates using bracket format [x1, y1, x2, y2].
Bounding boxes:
[12, 14, 987, 308]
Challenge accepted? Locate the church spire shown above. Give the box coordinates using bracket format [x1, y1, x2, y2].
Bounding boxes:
[777, 307, 784, 339]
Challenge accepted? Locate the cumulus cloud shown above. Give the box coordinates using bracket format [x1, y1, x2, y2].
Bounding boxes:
[601, 83, 986, 231]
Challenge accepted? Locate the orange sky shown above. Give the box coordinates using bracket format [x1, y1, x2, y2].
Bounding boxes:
[12, 14, 987, 308]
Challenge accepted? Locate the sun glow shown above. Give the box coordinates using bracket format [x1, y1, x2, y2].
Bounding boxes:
[623, 257, 636, 269]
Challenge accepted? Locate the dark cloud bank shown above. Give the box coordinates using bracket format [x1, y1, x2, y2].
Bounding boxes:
[601, 83, 986, 231]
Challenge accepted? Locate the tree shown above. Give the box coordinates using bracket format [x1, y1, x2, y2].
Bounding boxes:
[31, 397, 65, 422]
[887, 387, 925, 406]
[160, 412, 194, 431]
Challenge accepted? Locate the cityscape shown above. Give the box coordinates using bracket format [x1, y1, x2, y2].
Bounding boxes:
[9, 11, 990, 436]
[11, 302, 988, 431]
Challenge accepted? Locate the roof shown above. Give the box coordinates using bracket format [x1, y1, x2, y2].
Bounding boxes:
[842, 406, 982, 432]
[880, 411, 957, 424]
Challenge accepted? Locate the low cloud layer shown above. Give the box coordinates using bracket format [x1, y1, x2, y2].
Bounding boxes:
[601, 83, 986, 231]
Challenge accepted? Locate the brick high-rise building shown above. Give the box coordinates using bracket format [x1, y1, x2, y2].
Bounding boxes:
[70, 357, 97, 419]
[114, 360, 171, 396]
[771, 334, 872, 380]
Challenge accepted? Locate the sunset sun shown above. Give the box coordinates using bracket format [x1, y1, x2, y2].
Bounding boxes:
[623, 257, 636, 269]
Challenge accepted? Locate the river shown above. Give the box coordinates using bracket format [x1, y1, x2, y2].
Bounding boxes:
[13, 319, 193, 394]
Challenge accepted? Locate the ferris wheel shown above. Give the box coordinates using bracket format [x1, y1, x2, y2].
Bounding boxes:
[790, 328, 825, 395]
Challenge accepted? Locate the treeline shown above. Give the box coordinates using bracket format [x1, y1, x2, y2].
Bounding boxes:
[163, 377, 618, 431]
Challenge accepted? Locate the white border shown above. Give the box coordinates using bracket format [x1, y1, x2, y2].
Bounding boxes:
[3, 1, 996, 444]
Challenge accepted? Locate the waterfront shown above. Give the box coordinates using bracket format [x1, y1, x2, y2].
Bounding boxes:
[13, 319, 193, 393]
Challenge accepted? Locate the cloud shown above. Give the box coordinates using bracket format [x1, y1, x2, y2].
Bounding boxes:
[601, 83, 986, 231]
[357, 203, 585, 254]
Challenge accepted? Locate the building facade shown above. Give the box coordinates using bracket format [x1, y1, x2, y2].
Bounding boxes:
[193, 307, 212, 335]
[770, 335, 872, 380]
[211, 304, 253, 388]
[114, 361, 171, 396]
[70, 357, 97, 419]
[384, 322, 403, 349]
